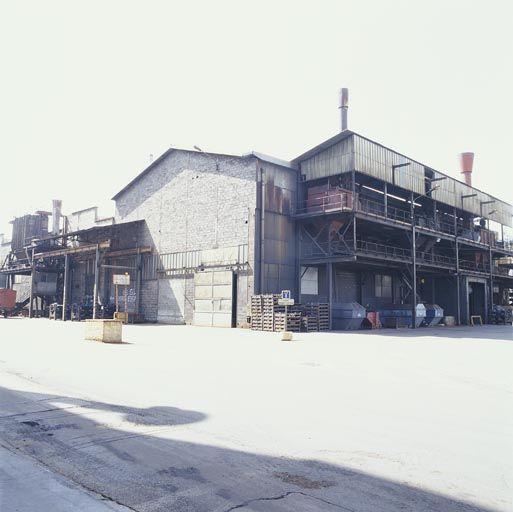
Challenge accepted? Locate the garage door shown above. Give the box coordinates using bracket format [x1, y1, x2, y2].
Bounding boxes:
[157, 276, 186, 324]
[194, 270, 233, 327]
[334, 270, 359, 302]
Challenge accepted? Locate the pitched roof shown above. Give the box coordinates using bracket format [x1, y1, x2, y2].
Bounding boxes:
[112, 148, 176, 200]
[111, 147, 294, 200]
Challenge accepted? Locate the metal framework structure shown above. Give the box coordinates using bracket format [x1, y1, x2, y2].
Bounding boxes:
[0, 221, 150, 320]
[295, 167, 513, 327]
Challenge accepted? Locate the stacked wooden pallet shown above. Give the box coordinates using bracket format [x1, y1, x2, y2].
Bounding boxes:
[251, 294, 281, 331]
[250, 295, 263, 330]
[274, 311, 302, 332]
[303, 303, 330, 331]
[262, 294, 280, 331]
[302, 315, 319, 332]
[317, 303, 330, 331]
[251, 295, 330, 332]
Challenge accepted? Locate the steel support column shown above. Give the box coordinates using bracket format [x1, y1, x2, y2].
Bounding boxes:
[28, 249, 36, 318]
[92, 244, 100, 319]
[489, 244, 493, 323]
[410, 192, 417, 329]
[61, 253, 69, 321]
[295, 223, 301, 301]
[353, 215, 357, 253]
[383, 181, 388, 219]
[453, 207, 461, 325]
[260, 168, 266, 295]
[351, 170, 356, 210]
[327, 261, 333, 330]
[136, 253, 142, 315]
[455, 239, 461, 325]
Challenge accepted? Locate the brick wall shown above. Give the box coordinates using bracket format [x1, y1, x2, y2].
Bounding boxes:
[114, 150, 259, 324]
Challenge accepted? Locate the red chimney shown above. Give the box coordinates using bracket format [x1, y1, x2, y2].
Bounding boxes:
[459, 152, 474, 187]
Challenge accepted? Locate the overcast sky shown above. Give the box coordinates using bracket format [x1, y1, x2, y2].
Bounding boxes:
[1, 0, 512, 237]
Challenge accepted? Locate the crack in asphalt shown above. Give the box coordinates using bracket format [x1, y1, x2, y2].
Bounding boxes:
[0, 405, 83, 420]
[223, 490, 355, 511]
[0, 440, 136, 511]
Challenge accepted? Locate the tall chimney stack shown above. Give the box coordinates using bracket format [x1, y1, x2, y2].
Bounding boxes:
[52, 199, 62, 236]
[459, 152, 474, 187]
[339, 88, 349, 131]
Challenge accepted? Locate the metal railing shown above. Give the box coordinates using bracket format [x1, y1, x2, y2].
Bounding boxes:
[493, 265, 513, 277]
[493, 238, 513, 252]
[296, 193, 512, 257]
[415, 216, 455, 235]
[416, 251, 455, 268]
[301, 237, 511, 278]
[358, 197, 411, 224]
[356, 239, 411, 260]
[459, 260, 490, 273]
[295, 192, 353, 215]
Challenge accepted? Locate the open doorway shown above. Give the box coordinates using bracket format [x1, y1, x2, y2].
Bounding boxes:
[468, 281, 486, 321]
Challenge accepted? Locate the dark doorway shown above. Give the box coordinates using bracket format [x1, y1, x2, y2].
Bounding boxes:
[468, 282, 486, 321]
[231, 273, 238, 328]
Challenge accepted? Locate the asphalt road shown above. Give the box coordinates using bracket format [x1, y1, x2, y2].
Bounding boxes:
[0, 319, 511, 511]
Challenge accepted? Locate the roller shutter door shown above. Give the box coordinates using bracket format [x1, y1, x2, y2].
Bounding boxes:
[334, 270, 359, 302]
[194, 270, 233, 327]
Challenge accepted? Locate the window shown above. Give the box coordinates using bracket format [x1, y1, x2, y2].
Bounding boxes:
[375, 274, 392, 298]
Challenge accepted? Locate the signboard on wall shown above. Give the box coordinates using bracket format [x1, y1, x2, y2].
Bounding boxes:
[113, 274, 130, 286]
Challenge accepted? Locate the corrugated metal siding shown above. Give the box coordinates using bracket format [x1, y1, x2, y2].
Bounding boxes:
[431, 170, 456, 206]
[495, 201, 513, 227]
[301, 134, 513, 227]
[430, 171, 512, 226]
[354, 135, 424, 195]
[301, 137, 353, 181]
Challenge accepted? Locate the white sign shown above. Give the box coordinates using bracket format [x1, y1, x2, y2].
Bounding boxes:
[278, 298, 294, 306]
[113, 274, 130, 286]
[281, 290, 291, 300]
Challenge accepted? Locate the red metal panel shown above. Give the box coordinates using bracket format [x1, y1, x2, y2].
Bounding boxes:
[0, 289, 17, 310]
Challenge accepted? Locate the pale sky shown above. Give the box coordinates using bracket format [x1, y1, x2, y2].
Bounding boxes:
[1, 0, 512, 237]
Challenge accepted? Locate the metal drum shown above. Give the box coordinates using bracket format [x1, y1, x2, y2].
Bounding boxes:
[423, 304, 444, 327]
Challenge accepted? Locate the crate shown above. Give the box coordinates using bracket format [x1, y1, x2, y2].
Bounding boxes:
[274, 312, 302, 332]
[303, 303, 330, 331]
[250, 296, 330, 333]
[302, 316, 319, 332]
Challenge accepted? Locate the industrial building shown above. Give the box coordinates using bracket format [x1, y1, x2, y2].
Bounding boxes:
[1, 90, 512, 327]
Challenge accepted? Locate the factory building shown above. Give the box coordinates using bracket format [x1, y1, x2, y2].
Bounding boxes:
[293, 130, 513, 326]
[1, 90, 512, 327]
[112, 149, 296, 325]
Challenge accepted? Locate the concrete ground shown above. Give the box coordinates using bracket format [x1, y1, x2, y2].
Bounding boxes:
[0, 445, 129, 511]
[0, 319, 511, 512]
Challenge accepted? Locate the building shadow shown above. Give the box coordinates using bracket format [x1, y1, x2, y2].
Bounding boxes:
[0, 385, 501, 512]
[337, 325, 513, 342]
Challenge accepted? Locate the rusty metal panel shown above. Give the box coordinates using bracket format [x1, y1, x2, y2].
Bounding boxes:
[261, 161, 296, 215]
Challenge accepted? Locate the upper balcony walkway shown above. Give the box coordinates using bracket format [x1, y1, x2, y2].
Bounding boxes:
[294, 192, 513, 253]
[300, 238, 513, 280]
